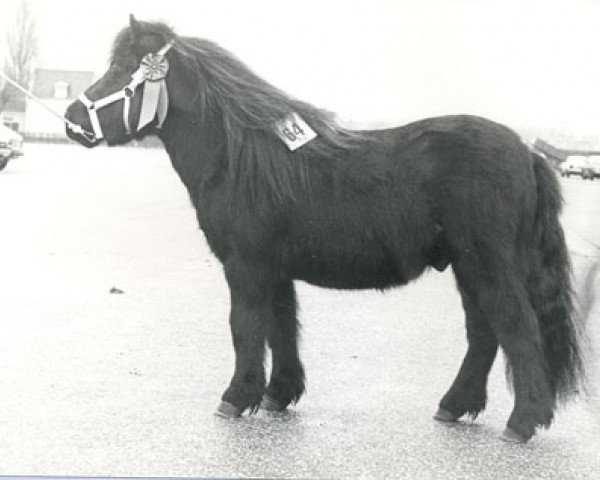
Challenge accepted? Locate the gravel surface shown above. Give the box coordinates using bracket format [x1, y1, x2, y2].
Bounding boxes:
[0, 143, 598, 478]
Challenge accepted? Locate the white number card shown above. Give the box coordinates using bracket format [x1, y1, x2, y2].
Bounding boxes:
[274, 112, 317, 151]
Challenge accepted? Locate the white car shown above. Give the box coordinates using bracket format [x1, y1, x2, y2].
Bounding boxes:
[559, 155, 589, 177]
[0, 124, 24, 171]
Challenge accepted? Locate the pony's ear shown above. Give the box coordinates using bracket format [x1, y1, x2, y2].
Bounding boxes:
[129, 14, 142, 42]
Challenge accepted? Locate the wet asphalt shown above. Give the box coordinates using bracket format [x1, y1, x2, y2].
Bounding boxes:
[0, 144, 598, 478]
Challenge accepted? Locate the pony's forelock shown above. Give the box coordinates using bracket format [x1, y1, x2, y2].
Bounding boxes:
[110, 21, 176, 64]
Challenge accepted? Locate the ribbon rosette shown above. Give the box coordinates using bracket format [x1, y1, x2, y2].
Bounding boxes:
[136, 53, 170, 130]
[140, 53, 169, 81]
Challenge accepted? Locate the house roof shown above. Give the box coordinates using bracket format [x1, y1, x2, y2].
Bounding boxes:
[31, 69, 95, 99]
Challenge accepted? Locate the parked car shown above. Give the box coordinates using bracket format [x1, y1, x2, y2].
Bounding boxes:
[559, 155, 589, 177]
[581, 155, 600, 180]
[0, 124, 24, 171]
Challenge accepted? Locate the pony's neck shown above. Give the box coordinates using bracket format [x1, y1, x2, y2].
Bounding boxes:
[158, 108, 227, 199]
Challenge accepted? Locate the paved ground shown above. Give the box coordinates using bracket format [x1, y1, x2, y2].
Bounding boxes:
[0, 143, 599, 478]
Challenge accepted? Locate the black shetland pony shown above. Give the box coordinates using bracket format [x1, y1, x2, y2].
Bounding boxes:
[66, 15, 584, 443]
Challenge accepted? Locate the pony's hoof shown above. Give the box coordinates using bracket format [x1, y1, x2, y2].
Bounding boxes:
[433, 408, 457, 422]
[260, 394, 286, 411]
[215, 401, 243, 418]
[500, 427, 528, 443]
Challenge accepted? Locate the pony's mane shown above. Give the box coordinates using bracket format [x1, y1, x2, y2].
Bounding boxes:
[113, 21, 372, 202]
[175, 35, 364, 149]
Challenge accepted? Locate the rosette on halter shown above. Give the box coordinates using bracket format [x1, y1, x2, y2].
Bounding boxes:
[140, 52, 170, 80]
[136, 51, 170, 131]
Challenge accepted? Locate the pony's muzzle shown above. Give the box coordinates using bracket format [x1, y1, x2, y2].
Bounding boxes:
[67, 122, 96, 143]
[65, 101, 100, 147]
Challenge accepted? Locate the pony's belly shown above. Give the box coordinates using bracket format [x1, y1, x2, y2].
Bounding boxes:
[290, 254, 412, 290]
[297, 272, 401, 290]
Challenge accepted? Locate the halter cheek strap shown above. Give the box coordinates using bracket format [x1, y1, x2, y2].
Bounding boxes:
[76, 40, 174, 141]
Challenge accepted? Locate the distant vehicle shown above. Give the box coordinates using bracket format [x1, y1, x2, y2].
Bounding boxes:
[559, 155, 589, 178]
[581, 155, 600, 180]
[0, 124, 24, 171]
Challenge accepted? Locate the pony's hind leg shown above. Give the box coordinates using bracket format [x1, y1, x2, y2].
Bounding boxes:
[448, 255, 554, 442]
[261, 280, 306, 411]
[436, 289, 499, 422]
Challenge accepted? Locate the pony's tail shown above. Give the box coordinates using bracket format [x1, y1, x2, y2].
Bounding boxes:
[528, 153, 585, 403]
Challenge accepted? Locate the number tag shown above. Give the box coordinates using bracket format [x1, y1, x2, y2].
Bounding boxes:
[274, 112, 317, 151]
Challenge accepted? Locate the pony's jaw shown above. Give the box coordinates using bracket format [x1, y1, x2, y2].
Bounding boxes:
[64, 100, 103, 147]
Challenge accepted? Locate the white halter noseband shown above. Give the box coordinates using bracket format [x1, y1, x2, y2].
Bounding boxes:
[77, 40, 174, 142]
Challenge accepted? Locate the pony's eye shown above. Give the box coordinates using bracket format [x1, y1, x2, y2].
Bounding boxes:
[108, 64, 123, 75]
[108, 56, 132, 74]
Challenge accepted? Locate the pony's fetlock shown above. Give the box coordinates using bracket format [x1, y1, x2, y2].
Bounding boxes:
[222, 377, 266, 415]
[507, 402, 554, 442]
[266, 367, 306, 409]
[438, 388, 487, 423]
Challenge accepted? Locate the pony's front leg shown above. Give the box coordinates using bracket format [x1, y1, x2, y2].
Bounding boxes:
[261, 280, 305, 411]
[216, 261, 273, 417]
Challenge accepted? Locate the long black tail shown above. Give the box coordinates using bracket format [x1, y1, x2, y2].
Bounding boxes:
[528, 153, 585, 402]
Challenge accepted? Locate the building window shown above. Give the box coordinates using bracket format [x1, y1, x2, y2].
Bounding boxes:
[54, 81, 69, 99]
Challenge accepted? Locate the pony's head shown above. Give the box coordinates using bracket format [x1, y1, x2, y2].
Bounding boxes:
[65, 15, 197, 146]
[66, 15, 367, 205]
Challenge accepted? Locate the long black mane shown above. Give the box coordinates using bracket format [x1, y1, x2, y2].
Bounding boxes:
[112, 21, 370, 201]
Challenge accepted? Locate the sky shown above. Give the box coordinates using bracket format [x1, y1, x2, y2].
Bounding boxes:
[3, 0, 600, 144]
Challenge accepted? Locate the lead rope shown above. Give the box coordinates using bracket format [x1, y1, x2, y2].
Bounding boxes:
[0, 70, 96, 142]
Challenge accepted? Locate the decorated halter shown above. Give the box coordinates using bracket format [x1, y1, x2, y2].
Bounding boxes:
[77, 40, 174, 141]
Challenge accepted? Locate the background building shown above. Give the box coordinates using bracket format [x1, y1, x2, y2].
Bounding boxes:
[21, 69, 94, 139]
[2, 69, 94, 139]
